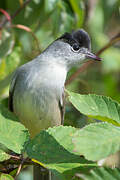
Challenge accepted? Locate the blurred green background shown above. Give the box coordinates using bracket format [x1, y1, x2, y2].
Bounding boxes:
[0, 0, 120, 179]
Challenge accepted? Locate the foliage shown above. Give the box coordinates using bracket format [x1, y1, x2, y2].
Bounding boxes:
[1, 92, 120, 179]
[67, 91, 120, 126]
[0, 104, 29, 154]
[0, 173, 14, 180]
[79, 167, 120, 180]
[0, 0, 120, 179]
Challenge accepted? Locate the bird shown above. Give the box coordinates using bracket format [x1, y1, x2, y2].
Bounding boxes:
[9, 29, 100, 138]
[9, 29, 101, 179]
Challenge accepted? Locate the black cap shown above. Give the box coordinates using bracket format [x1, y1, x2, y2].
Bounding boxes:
[58, 29, 101, 61]
[59, 29, 91, 50]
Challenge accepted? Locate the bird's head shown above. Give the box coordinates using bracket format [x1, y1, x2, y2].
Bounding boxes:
[44, 29, 101, 69]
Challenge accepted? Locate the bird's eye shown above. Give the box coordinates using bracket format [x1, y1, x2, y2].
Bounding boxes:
[71, 43, 80, 52]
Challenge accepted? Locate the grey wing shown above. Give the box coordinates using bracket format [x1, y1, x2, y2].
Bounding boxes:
[59, 87, 65, 125]
[9, 71, 19, 112]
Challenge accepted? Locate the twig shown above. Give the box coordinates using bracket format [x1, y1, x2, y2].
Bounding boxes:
[0, 9, 11, 22]
[11, 24, 40, 52]
[10, 154, 21, 160]
[0, 9, 11, 29]
[0, 158, 33, 166]
[15, 156, 25, 179]
[0, 0, 32, 29]
[0, 156, 44, 170]
[65, 33, 120, 86]
[11, 0, 32, 20]
[15, 163, 23, 179]
[96, 34, 120, 56]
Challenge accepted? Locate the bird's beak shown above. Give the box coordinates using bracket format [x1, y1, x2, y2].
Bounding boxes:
[86, 51, 101, 61]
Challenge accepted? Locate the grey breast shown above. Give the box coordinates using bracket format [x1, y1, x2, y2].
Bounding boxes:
[10, 60, 62, 138]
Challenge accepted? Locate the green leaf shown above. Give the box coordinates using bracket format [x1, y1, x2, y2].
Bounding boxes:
[69, 0, 84, 27]
[0, 46, 22, 98]
[67, 91, 120, 125]
[0, 103, 18, 122]
[0, 46, 22, 81]
[0, 173, 14, 180]
[73, 122, 120, 161]
[0, 103, 30, 154]
[82, 167, 120, 180]
[26, 126, 96, 179]
[44, 0, 58, 13]
[50, 1, 74, 36]
[0, 28, 14, 62]
[0, 149, 10, 162]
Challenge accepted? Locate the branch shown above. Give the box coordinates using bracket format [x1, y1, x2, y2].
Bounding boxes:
[96, 33, 120, 56]
[0, 9, 11, 29]
[65, 32, 120, 86]
[0, 0, 32, 29]
[15, 156, 27, 179]
[0, 157, 34, 166]
[0, 155, 45, 174]
[11, 24, 40, 52]
[0, 9, 11, 22]
[11, 0, 32, 20]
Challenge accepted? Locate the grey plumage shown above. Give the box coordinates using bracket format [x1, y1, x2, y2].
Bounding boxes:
[9, 58, 66, 137]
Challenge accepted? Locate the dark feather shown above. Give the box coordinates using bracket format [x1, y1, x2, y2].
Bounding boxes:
[59, 88, 65, 125]
[8, 73, 19, 112]
[59, 29, 91, 50]
[9, 91, 14, 112]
